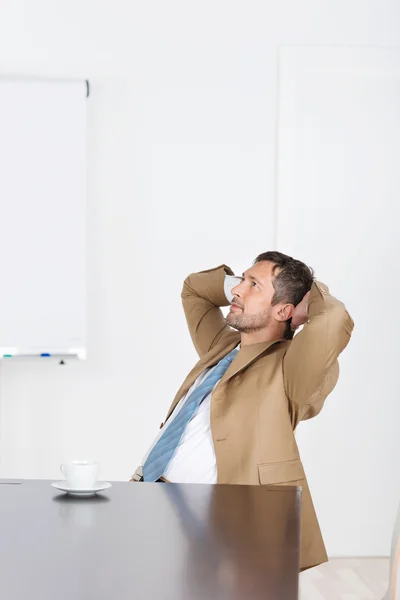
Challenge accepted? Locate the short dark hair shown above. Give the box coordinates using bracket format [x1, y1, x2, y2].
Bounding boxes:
[254, 251, 314, 340]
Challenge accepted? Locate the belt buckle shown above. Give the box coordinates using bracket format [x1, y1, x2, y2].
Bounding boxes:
[131, 466, 144, 482]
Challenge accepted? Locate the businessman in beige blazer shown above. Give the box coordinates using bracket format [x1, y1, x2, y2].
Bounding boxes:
[132, 251, 354, 571]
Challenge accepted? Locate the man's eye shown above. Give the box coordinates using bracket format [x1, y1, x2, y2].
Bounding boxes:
[252, 281, 258, 287]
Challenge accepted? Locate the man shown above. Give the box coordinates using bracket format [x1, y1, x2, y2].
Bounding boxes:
[132, 251, 354, 571]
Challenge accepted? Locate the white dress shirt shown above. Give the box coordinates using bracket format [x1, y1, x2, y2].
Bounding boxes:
[142, 275, 241, 484]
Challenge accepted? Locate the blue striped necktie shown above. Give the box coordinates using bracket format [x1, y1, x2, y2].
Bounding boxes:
[143, 348, 239, 482]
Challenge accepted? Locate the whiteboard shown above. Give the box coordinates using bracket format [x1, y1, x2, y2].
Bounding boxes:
[0, 79, 87, 359]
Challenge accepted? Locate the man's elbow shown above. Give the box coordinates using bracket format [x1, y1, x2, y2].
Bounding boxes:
[331, 305, 354, 352]
[343, 306, 354, 337]
[181, 274, 195, 300]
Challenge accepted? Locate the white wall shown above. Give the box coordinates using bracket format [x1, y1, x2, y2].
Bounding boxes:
[0, 0, 399, 556]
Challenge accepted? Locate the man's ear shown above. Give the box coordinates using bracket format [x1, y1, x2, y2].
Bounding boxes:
[275, 303, 294, 323]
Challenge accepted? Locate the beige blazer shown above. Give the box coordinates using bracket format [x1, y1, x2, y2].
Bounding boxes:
[161, 264, 354, 571]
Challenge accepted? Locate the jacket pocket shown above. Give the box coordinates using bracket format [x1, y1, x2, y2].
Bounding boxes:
[258, 459, 305, 485]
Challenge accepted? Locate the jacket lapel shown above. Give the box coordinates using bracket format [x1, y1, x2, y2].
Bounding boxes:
[165, 333, 240, 421]
[165, 335, 285, 422]
[218, 339, 284, 386]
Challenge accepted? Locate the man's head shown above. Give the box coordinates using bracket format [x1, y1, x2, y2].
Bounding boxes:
[226, 251, 314, 341]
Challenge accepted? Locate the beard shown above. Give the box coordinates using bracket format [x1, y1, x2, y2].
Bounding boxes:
[226, 308, 272, 333]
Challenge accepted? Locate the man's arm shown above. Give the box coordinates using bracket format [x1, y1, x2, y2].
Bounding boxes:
[181, 264, 235, 358]
[283, 281, 354, 426]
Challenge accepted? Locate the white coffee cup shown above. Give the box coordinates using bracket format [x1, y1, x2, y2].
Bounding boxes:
[60, 460, 99, 489]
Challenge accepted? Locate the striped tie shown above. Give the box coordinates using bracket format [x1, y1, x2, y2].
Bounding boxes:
[143, 348, 239, 482]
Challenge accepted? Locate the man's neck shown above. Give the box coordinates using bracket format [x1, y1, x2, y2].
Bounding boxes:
[240, 328, 284, 346]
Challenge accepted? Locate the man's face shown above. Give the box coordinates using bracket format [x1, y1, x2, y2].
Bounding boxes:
[226, 261, 289, 334]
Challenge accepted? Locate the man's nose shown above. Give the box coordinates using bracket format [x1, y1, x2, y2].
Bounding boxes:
[231, 281, 244, 297]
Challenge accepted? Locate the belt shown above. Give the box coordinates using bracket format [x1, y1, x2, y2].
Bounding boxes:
[130, 466, 169, 483]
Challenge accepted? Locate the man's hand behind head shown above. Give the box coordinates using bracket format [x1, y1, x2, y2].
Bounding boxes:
[291, 291, 311, 331]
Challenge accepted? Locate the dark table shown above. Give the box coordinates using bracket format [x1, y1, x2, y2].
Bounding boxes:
[0, 479, 301, 600]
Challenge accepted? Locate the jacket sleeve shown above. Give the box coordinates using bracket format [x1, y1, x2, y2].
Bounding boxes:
[181, 264, 235, 358]
[283, 281, 354, 426]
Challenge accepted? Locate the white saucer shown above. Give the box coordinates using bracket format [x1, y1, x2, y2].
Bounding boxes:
[52, 481, 112, 497]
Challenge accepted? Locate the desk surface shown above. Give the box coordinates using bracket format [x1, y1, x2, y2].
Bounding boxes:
[0, 479, 301, 600]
